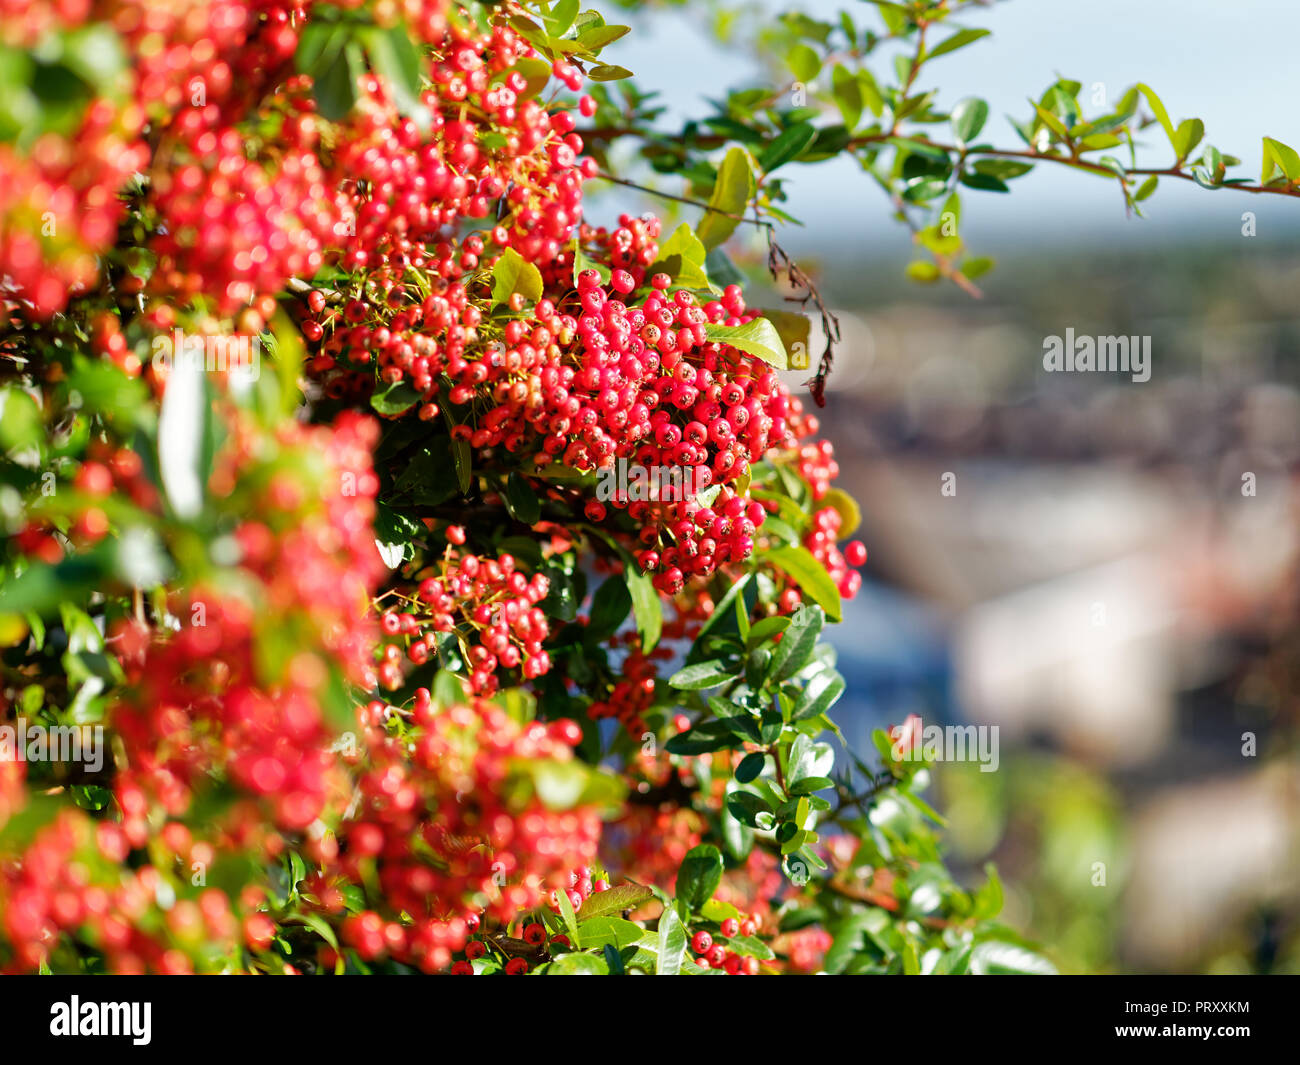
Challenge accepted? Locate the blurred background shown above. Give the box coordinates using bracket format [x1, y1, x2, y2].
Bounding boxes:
[595, 0, 1300, 973]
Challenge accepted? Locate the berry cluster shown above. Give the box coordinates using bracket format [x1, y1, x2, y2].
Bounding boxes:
[690, 916, 763, 975]
[338, 690, 602, 971]
[0, 99, 147, 317]
[111, 0, 304, 122]
[801, 504, 865, 603]
[0, 808, 244, 974]
[378, 542, 552, 693]
[145, 98, 338, 315]
[112, 410, 385, 834]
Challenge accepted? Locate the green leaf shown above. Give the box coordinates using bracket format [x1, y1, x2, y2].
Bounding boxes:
[858, 67, 885, 117]
[675, 844, 724, 912]
[958, 171, 1009, 193]
[786, 44, 821, 83]
[586, 575, 632, 642]
[696, 147, 755, 251]
[1261, 136, 1300, 184]
[692, 572, 752, 652]
[295, 22, 344, 78]
[574, 24, 630, 51]
[59, 25, 126, 93]
[735, 751, 766, 783]
[624, 566, 661, 652]
[531, 760, 591, 810]
[767, 604, 823, 683]
[577, 882, 654, 921]
[725, 934, 775, 961]
[1135, 82, 1176, 151]
[704, 247, 745, 289]
[578, 916, 643, 950]
[359, 24, 429, 128]
[555, 886, 582, 947]
[831, 64, 862, 130]
[766, 545, 842, 621]
[313, 37, 364, 121]
[491, 247, 544, 304]
[504, 471, 541, 524]
[668, 660, 734, 690]
[703, 318, 788, 369]
[650, 222, 710, 289]
[722, 780, 755, 860]
[925, 28, 990, 61]
[370, 380, 421, 416]
[972, 863, 1004, 920]
[571, 238, 612, 286]
[545, 0, 580, 36]
[726, 789, 774, 829]
[759, 122, 817, 173]
[950, 97, 988, 146]
[792, 669, 845, 721]
[588, 64, 633, 81]
[1171, 117, 1203, 162]
[970, 940, 1057, 975]
[973, 158, 1034, 180]
[655, 903, 687, 975]
[548, 951, 608, 974]
[1030, 99, 1072, 143]
[901, 176, 948, 203]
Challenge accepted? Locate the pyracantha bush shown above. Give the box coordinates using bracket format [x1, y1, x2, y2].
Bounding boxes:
[9, 0, 1272, 975]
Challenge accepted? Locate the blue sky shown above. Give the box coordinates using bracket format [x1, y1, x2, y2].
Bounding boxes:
[595, 0, 1300, 253]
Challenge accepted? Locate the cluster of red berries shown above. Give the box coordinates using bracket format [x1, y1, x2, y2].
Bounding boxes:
[0, 98, 147, 318]
[112, 595, 348, 834]
[603, 804, 704, 891]
[783, 927, 834, 973]
[12, 437, 156, 560]
[145, 97, 338, 315]
[205, 410, 386, 685]
[0, 808, 243, 974]
[801, 504, 866, 603]
[457, 222, 812, 591]
[377, 541, 552, 693]
[2, 0, 310, 321]
[586, 629, 662, 736]
[109, 410, 385, 835]
[112, 0, 304, 122]
[331, 38, 588, 279]
[545, 862, 611, 917]
[690, 916, 763, 975]
[338, 690, 601, 970]
[447, 863, 606, 974]
[1, 0, 89, 48]
[794, 438, 838, 500]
